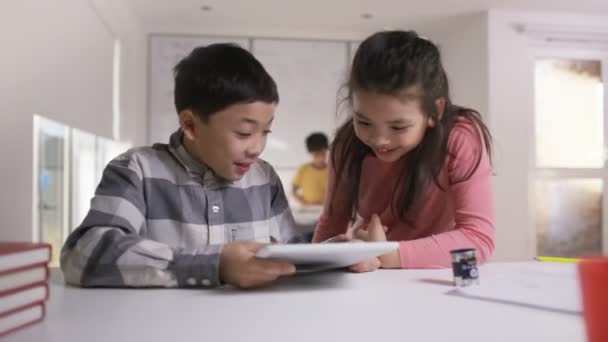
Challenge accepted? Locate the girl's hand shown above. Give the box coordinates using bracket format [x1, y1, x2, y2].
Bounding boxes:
[349, 256, 381, 273]
[352, 214, 387, 242]
[354, 214, 402, 269]
[348, 214, 384, 273]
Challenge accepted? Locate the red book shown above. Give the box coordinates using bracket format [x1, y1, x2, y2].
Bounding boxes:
[0, 242, 52, 274]
[0, 265, 49, 296]
[0, 303, 45, 337]
[0, 283, 49, 317]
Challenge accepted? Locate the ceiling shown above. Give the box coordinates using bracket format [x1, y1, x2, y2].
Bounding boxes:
[125, 0, 608, 38]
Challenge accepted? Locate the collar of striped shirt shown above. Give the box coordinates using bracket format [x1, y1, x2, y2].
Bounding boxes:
[166, 129, 235, 189]
[168, 129, 210, 175]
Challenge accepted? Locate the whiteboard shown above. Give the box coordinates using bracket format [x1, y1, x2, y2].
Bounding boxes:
[147, 35, 250, 144]
[253, 39, 349, 168]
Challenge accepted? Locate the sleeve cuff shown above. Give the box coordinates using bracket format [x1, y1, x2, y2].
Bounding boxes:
[398, 241, 411, 269]
[170, 245, 223, 288]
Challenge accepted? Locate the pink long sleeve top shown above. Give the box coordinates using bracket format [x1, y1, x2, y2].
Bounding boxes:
[312, 118, 495, 268]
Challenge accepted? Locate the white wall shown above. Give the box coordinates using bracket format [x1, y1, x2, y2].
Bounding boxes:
[486, 10, 534, 261]
[422, 13, 489, 122]
[91, 0, 147, 146]
[114, 30, 147, 147]
[0, 0, 146, 242]
[149, 25, 373, 43]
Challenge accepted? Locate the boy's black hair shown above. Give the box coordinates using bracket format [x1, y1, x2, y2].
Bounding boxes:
[305, 132, 329, 152]
[173, 43, 278, 121]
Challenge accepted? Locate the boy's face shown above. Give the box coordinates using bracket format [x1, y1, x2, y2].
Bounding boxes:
[180, 101, 276, 181]
[311, 149, 328, 167]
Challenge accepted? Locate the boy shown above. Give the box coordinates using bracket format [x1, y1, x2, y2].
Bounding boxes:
[291, 132, 329, 205]
[61, 44, 299, 289]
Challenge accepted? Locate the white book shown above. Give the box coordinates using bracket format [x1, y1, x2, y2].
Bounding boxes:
[0, 283, 48, 315]
[0, 304, 45, 337]
[0, 242, 51, 274]
[0, 266, 48, 295]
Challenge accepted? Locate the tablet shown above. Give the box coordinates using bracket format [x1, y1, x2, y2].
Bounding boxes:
[256, 241, 399, 273]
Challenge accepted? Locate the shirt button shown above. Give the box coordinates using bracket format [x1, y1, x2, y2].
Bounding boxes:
[201, 279, 212, 287]
[186, 277, 196, 286]
[212, 205, 220, 213]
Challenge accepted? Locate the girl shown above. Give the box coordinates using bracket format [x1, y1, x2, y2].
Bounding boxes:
[312, 30, 495, 272]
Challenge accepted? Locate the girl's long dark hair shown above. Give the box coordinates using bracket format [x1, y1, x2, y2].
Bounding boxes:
[330, 30, 492, 223]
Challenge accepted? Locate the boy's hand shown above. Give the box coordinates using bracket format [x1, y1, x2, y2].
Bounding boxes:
[219, 241, 296, 289]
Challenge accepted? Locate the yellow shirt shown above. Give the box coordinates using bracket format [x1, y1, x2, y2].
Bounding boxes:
[292, 163, 328, 204]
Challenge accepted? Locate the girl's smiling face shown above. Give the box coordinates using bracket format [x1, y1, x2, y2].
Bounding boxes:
[352, 91, 434, 163]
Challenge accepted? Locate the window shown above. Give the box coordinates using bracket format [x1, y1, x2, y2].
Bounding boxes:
[33, 116, 69, 267]
[533, 56, 607, 257]
[33, 115, 131, 266]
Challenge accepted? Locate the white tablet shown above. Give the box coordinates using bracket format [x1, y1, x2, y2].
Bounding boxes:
[256, 241, 399, 273]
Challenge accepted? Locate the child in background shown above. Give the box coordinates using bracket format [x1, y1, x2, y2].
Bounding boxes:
[292, 132, 329, 206]
[61, 44, 300, 289]
[313, 30, 495, 273]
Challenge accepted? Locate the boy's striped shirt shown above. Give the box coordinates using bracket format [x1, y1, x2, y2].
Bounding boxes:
[61, 130, 300, 288]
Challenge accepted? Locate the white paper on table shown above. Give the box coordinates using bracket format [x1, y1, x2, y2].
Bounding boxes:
[447, 263, 582, 315]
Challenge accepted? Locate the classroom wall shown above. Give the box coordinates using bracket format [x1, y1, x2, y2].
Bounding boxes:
[91, 0, 147, 146]
[422, 12, 489, 123]
[151, 24, 373, 43]
[486, 10, 534, 261]
[0, 0, 146, 242]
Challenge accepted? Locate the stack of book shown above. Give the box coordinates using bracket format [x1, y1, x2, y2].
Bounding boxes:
[0, 242, 51, 337]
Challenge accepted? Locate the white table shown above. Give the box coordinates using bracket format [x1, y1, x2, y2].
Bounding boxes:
[291, 205, 322, 226]
[5, 262, 585, 342]
[291, 205, 322, 239]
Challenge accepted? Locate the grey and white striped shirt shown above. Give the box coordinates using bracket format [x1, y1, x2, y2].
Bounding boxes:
[61, 130, 300, 288]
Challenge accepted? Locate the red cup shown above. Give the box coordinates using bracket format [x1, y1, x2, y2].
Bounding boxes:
[578, 257, 608, 342]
